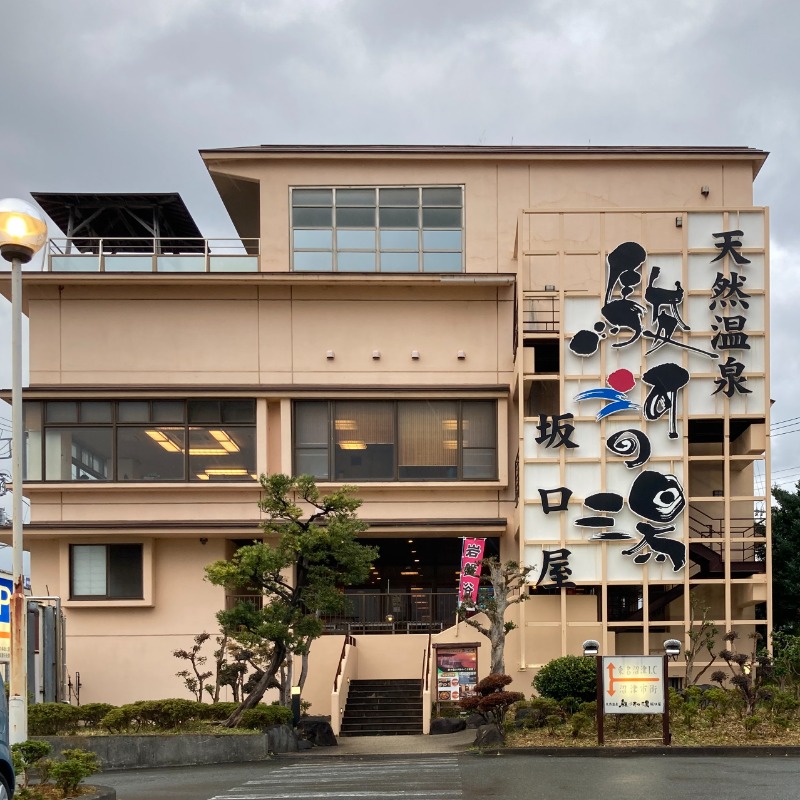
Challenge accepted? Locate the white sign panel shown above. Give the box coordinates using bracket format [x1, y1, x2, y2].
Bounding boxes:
[602, 655, 664, 714]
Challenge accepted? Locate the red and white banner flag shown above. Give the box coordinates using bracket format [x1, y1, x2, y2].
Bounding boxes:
[458, 537, 486, 605]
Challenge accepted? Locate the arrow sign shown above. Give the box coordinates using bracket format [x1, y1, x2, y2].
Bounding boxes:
[606, 661, 660, 697]
[602, 655, 665, 715]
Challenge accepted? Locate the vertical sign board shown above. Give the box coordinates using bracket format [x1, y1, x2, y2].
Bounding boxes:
[602, 655, 664, 713]
[434, 644, 479, 706]
[0, 576, 12, 663]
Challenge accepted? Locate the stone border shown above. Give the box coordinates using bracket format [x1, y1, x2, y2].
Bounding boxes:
[40, 734, 270, 771]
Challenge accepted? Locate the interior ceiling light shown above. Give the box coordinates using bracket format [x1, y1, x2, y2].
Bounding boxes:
[209, 430, 240, 452]
[145, 430, 182, 453]
[335, 419, 357, 431]
[442, 440, 458, 449]
[188, 448, 229, 456]
[196, 474, 210, 481]
[204, 468, 249, 476]
[400, 570, 420, 576]
[442, 419, 458, 430]
[338, 440, 367, 450]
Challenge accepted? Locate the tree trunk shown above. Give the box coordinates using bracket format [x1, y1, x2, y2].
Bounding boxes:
[224, 642, 287, 727]
[490, 623, 505, 674]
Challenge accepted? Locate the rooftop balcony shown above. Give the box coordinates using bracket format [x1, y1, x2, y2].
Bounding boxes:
[45, 237, 259, 273]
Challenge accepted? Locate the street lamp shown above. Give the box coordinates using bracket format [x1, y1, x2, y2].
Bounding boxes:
[0, 198, 47, 744]
[663, 638, 682, 660]
[582, 639, 600, 657]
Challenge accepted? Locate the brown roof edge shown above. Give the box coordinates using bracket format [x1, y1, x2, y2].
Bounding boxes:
[199, 144, 769, 178]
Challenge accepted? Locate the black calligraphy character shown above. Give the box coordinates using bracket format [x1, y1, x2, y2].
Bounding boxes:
[643, 312, 718, 359]
[461, 582, 476, 602]
[601, 242, 647, 347]
[711, 230, 751, 265]
[538, 487, 573, 514]
[536, 548, 575, 589]
[711, 315, 750, 351]
[712, 356, 752, 397]
[535, 414, 579, 449]
[645, 266, 689, 329]
[709, 272, 750, 311]
[642, 363, 690, 439]
[606, 429, 652, 469]
[464, 544, 482, 559]
[462, 562, 479, 578]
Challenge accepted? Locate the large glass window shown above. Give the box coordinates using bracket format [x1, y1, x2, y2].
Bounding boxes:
[294, 400, 496, 481]
[70, 544, 143, 599]
[24, 400, 257, 483]
[291, 186, 463, 273]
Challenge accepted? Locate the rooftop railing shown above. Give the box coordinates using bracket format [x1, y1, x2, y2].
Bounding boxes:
[45, 237, 259, 273]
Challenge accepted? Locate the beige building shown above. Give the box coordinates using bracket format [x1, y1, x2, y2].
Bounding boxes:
[2, 145, 769, 730]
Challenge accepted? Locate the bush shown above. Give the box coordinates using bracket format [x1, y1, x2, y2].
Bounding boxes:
[201, 702, 240, 722]
[78, 703, 116, 727]
[238, 704, 293, 729]
[533, 656, 597, 703]
[11, 740, 52, 790]
[49, 748, 99, 797]
[100, 706, 136, 733]
[570, 711, 591, 738]
[28, 702, 82, 736]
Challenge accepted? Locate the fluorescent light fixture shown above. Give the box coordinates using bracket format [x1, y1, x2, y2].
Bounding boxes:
[204, 468, 249, 476]
[442, 419, 458, 430]
[335, 420, 357, 431]
[209, 430, 240, 452]
[442, 440, 458, 449]
[188, 448, 228, 456]
[400, 570, 420, 576]
[338, 440, 367, 450]
[145, 430, 182, 453]
[196, 474, 210, 481]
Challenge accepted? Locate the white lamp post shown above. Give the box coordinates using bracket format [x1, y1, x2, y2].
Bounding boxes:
[0, 198, 46, 744]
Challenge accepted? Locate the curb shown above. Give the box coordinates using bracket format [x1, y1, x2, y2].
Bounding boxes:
[489, 746, 800, 758]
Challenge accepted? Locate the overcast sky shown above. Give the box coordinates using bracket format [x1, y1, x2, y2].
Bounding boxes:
[0, 0, 798, 510]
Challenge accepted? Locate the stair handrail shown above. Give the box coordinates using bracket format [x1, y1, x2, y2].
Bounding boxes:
[421, 632, 433, 697]
[333, 634, 356, 693]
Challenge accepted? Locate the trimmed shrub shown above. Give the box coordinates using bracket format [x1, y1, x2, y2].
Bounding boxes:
[533, 656, 597, 703]
[49, 748, 100, 797]
[100, 706, 137, 733]
[78, 703, 116, 727]
[28, 702, 82, 736]
[238, 704, 293, 729]
[201, 702, 240, 722]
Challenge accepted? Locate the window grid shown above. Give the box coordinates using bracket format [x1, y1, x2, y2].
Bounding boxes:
[291, 186, 464, 273]
[26, 400, 257, 483]
[293, 400, 497, 482]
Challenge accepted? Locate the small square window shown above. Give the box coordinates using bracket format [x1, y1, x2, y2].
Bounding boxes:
[70, 544, 143, 600]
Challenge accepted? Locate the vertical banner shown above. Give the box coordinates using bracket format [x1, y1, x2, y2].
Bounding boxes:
[458, 538, 486, 605]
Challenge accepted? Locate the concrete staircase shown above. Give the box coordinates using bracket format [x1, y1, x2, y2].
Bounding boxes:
[340, 678, 423, 736]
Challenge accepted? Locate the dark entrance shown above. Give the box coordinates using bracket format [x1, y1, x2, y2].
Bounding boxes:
[323, 536, 500, 634]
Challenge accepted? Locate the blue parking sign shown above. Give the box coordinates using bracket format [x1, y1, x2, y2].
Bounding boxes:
[0, 576, 12, 624]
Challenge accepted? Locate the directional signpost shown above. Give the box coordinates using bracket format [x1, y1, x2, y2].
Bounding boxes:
[597, 655, 670, 744]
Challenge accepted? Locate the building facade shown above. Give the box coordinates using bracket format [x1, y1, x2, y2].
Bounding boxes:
[1, 145, 770, 718]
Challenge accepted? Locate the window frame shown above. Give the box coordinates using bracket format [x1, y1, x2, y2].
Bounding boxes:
[24, 399, 257, 484]
[293, 399, 498, 482]
[69, 543, 145, 601]
[290, 185, 465, 274]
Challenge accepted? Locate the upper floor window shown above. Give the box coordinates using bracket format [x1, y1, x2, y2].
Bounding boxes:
[23, 399, 257, 483]
[291, 187, 463, 273]
[294, 400, 496, 481]
[70, 544, 143, 600]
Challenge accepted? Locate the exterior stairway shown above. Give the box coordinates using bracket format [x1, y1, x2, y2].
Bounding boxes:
[340, 678, 423, 736]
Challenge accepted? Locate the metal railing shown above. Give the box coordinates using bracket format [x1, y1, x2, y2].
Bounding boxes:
[45, 237, 260, 273]
[322, 592, 459, 635]
[522, 294, 559, 333]
[226, 591, 459, 634]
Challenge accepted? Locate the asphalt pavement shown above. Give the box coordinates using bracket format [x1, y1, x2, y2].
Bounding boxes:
[97, 745, 800, 800]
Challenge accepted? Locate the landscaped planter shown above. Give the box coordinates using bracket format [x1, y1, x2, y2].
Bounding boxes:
[39, 734, 271, 771]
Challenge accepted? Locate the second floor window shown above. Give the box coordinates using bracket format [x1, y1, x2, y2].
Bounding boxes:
[294, 400, 497, 481]
[291, 186, 463, 273]
[23, 399, 257, 482]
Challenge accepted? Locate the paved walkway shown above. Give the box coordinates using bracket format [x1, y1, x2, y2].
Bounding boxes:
[299, 728, 475, 756]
